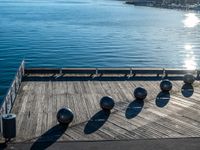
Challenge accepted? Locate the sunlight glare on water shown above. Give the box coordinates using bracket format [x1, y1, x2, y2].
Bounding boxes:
[183, 13, 200, 28]
[184, 44, 197, 70]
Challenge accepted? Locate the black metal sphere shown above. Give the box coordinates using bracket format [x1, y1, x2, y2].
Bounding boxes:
[160, 79, 172, 92]
[57, 107, 74, 125]
[183, 74, 195, 84]
[100, 96, 115, 110]
[134, 87, 147, 100]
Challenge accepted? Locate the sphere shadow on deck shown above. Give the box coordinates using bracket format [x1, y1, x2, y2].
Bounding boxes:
[125, 99, 144, 119]
[30, 124, 68, 150]
[156, 92, 171, 108]
[181, 83, 194, 97]
[84, 110, 110, 134]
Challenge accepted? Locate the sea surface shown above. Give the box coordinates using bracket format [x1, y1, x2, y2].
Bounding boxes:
[0, 0, 200, 100]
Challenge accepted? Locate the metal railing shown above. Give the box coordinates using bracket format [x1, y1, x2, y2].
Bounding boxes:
[24, 67, 198, 77]
[0, 60, 25, 115]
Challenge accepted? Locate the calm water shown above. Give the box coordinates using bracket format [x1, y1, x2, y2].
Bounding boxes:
[0, 0, 200, 100]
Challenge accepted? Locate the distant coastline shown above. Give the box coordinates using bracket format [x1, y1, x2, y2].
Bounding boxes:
[125, 0, 200, 11]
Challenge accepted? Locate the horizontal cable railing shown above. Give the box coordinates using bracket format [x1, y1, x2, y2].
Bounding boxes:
[24, 67, 198, 77]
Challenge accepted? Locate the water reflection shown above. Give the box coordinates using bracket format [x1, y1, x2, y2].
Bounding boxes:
[184, 44, 193, 50]
[183, 13, 200, 28]
[184, 44, 196, 70]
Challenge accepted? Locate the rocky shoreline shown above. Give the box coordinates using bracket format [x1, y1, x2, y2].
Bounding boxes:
[125, 0, 200, 11]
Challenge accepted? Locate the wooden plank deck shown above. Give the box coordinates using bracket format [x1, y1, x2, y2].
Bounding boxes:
[10, 73, 200, 143]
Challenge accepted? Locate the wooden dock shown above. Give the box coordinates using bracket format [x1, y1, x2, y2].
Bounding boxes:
[1, 64, 200, 148]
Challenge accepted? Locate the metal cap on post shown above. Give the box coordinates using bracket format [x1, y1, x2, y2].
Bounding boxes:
[2, 113, 16, 140]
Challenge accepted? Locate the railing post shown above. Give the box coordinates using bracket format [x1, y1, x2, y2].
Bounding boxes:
[14, 80, 16, 97]
[13, 81, 16, 105]
[5, 98, 8, 114]
[162, 68, 166, 79]
[130, 68, 132, 76]
[60, 68, 62, 74]
[10, 87, 13, 107]
[96, 68, 98, 75]
[22, 60, 25, 76]
[16, 72, 19, 90]
[8, 91, 11, 113]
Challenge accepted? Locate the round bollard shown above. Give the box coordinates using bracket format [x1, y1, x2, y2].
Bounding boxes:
[57, 108, 74, 125]
[160, 79, 172, 92]
[2, 114, 16, 139]
[100, 96, 115, 110]
[134, 87, 147, 100]
[183, 74, 195, 84]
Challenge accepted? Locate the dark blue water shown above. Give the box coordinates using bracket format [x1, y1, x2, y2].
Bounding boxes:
[0, 0, 200, 100]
